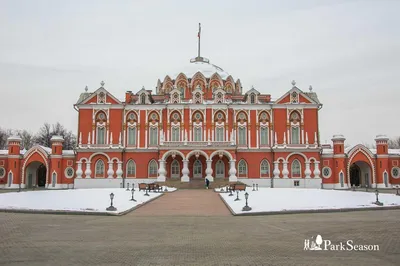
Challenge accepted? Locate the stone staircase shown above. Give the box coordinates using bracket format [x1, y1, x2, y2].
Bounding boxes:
[163, 179, 239, 189]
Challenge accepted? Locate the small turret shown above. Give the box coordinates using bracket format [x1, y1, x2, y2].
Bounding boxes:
[331, 134, 346, 155]
[375, 134, 389, 155]
[50, 135, 64, 155]
[7, 136, 22, 155]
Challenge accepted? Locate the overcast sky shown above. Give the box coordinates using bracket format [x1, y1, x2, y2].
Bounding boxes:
[1, 0, 399, 146]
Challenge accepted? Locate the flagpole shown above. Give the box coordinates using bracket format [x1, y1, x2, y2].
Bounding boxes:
[198, 23, 201, 58]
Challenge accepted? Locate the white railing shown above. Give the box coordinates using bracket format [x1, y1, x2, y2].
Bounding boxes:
[162, 141, 234, 147]
[79, 144, 122, 149]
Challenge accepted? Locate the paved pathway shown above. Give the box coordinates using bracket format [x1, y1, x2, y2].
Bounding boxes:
[132, 189, 231, 216]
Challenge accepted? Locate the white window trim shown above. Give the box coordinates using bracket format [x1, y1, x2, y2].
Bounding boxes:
[238, 160, 248, 177]
[322, 167, 332, 179]
[291, 159, 301, 178]
[0, 167, 5, 178]
[64, 167, 74, 179]
[148, 160, 158, 176]
[95, 160, 105, 178]
[260, 160, 270, 177]
[127, 160, 136, 177]
[391, 167, 400, 179]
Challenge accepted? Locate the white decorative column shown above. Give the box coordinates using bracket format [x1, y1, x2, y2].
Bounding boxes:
[282, 162, 289, 178]
[107, 162, 114, 178]
[205, 159, 214, 181]
[273, 162, 280, 179]
[304, 162, 311, 178]
[85, 162, 92, 178]
[116, 162, 123, 179]
[157, 160, 166, 182]
[229, 160, 237, 182]
[313, 161, 321, 179]
[76, 162, 83, 178]
[79, 132, 82, 147]
[274, 132, 278, 146]
[181, 159, 190, 182]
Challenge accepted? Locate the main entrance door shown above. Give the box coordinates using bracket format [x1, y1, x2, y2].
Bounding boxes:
[193, 160, 202, 179]
[216, 160, 225, 178]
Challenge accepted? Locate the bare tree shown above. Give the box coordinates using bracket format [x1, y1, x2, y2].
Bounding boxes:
[0, 128, 15, 149]
[361, 142, 376, 149]
[34, 123, 52, 148]
[17, 130, 35, 150]
[34, 122, 77, 150]
[388, 136, 400, 149]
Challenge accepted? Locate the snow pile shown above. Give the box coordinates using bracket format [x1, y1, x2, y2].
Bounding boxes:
[220, 188, 400, 214]
[0, 187, 175, 215]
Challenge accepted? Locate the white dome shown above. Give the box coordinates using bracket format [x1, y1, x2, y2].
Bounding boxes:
[167, 60, 230, 80]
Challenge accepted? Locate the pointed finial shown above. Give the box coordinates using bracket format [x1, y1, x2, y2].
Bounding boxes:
[142, 86, 145, 90]
[309, 85, 313, 92]
[84, 86, 88, 92]
[291, 80, 296, 87]
[251, 85, 254, 90]
[100, 81, 105, 87]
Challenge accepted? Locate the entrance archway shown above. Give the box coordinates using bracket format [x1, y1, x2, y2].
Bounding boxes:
[349, 161, 371, 188]
[25, 162, 47, 188]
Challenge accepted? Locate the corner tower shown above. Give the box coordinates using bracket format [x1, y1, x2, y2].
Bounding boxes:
[332, 134, 347, 189]
[375, 134, 390, 188]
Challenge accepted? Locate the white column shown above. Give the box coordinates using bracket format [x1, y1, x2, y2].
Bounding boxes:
[212, 128, 214, 141]
[256, 128, 259, 148]
[106, 129, 109, 145]
[145, 128, 147, 148]
[157, 160, 166, 182]
[301, 129, 304, 144]
[76, 162, 83, 178]
[225, 127, 228, 141]
[85, 162, 92, 178]
[274, 132, 278, 146]
[79, 132, 82, 146]
[181, 159, 190, 182]
[282, 162, 289, 178]
[313, 161, 321, 179]
[229, 160, 237, 182]
[273, 162, 280, 178]
[92, 130, 95, 144]
[116, 162, 123, 179]
[107, 162, 114, 178]
[205, 159, 214, 181]
[137, 127, 140, 147]
[304, 162, 311, 178]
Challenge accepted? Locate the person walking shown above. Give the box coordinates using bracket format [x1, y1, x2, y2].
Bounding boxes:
[205, 178, 210, 189]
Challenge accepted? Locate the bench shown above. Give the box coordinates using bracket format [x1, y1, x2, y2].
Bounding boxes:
[138, 183, 162, 192]
[229, 183, 246, 191]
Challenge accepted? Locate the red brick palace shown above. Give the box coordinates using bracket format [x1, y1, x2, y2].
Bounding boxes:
[1, 49, 399, 189]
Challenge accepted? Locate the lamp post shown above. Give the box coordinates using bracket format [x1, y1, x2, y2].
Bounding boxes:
[252, 184, 255, 191]
[18, 183, 21, 192]
[256, 184, 258, 191]
[164, 185, 168, 192]
[352, 184, 355, 191]
[126, 183, 130, 191]
[365, 184, 368, 192]
[234, 190, 240, 201]
[106, 193, 117, 211]
[130, 188, 136, 202]
[229, 187, 233, 196]
[374, 189, 383, 206]
[144, 185, 150, 196]
[242, 192, 252, 211]
[396, 185, 400, 196]
[132, 183, 135, 191]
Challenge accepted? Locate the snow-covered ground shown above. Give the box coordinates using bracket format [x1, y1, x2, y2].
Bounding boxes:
[219, 188, 400, 214]
[0, 187, 176, 215]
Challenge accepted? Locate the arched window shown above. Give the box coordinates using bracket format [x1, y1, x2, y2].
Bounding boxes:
[128, 127, 136, 146]
[141, 94, 146, 104]
[171, 160, 180, 178]
[148, 160, 158, 176]
[97, 127, 105, 144]
[291, 160, 301, 177]
[250, 94, 255, 104]
[95, 160, 105, 177]
[171, 127, 180, 141]
[52, 173, 56, 187]
[260, 160, 270, 177]
[290, 112, 301, 144]
[340, 172, 344, 187]
[238, 127, 246, 145]
[8, 172, 13, 187]
[194, 127, 202, 141]
[384, 172, 389, 187]
[291, 127, 300, 144]
[127, 160, 136, 177]
[216, 127, 224, 141]
[193, 160, 202, 178]
[260, 127, 268, 145]
[238, 160, 248, 176]
[149, 127, 158, 146]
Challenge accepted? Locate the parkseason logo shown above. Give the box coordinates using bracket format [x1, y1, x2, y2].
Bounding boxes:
[304, 235, 379, 251]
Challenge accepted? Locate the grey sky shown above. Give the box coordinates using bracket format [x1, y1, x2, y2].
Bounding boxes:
[1, 0, 399, 146]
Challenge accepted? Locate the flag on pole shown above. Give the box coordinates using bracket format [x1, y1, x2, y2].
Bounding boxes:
[198, 23, 201, 38]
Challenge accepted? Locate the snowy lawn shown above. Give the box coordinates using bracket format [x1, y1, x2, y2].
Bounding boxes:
[0, 187, 176, 215]
[219, 188, 400, 215]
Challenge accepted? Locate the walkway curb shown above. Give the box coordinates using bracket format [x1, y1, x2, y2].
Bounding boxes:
[218, 193, 400, 216]
[0, 193, 166, 217]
